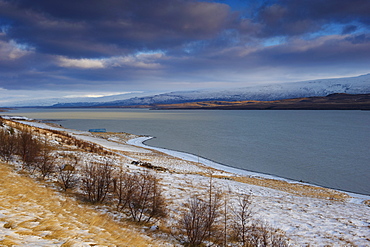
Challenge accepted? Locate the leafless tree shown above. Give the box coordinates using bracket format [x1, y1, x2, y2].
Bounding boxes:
[127, 170, 166, 223]
[178, 175, 223, 246]
[81, 162, 113, 203]
[16, 128, 41, 171]
[113, 168, 137, 211]
[245, 220, 289, 247]
[231, 193, 253, 246]
[221, 186, 233, 247]
[0, 128, 17, 162]
[36, 138, 55, 179]
[0, 129, 7, 160]
[180, 196, 210, 246]
[56, 154, 79, 191]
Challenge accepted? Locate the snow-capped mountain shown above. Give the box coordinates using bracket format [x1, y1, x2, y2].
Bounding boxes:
[53, 73, 370, 107]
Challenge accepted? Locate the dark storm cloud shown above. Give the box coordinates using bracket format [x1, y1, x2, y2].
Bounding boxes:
[256, 0, 370, 37]
[0, 0, 234, 57]
[1, 0, 369, 57]
[345, 34, 370, 44]
[0, 0, 369, 96]
[259, 36, 370, 67]
[161, 32, 370, 83]
[342, 25, 358, 35]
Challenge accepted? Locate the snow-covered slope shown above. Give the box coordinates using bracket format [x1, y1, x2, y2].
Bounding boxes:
[4, 119, 370, 246]
[52, 73, 370, 107]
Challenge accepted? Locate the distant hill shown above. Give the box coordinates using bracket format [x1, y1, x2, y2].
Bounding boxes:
[51, 73, 370, 108]
[152, 93, 370, 110]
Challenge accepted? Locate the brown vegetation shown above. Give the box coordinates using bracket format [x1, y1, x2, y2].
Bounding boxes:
[177, 178, 223, 246]
[0, 161, 156, 246]
[125, 170, 167, 223]
[153, 93, 370, 110]
[232, 176, 349, 201]
[174, 176, 290, 246]
[81, 162, 114, 203]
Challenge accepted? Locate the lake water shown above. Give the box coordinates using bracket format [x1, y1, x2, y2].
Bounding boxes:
[3, 108, 370, 195]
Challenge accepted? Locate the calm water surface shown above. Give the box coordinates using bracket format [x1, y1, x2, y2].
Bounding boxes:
[4, 108, 370, 195]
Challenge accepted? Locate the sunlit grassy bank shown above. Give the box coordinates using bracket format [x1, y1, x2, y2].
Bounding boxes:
[0, 161, 157, 246]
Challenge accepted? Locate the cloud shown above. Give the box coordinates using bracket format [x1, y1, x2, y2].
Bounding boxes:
[0, 0, 234, 58]
[2, 0, 369, 58]
[57, 57, 105, 69]
[345, 34, 370, 44]
[57, 51, 165, 69]
[0, 40, 34, 60]
[342, 25, 358, 35]
[62, 92, 138, 98]
[109, 52, 165, 69]
[255, 0, 370, 37]
[158, 33, 370, 85]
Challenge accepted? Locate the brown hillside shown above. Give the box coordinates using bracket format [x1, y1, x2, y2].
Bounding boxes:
[153, 93, 370, 110]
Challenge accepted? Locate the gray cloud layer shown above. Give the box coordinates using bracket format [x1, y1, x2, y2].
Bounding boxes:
[0, 0, 369, 94]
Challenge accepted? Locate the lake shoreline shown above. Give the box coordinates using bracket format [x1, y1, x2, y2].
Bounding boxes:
[6, 116, 363, 201]
[2, 109, 369, 197]
[128, 135, 370, 201]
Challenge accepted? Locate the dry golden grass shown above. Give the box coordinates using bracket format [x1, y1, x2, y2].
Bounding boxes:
[231, 175, 349, 201]
[0, 162, 160, 246]
[91, 132, 140, 143]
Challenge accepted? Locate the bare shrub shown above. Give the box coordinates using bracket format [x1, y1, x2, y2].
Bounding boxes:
[231, 193, 253, 246]
[244, 220, 290, 247]
[221, 188, 233, 247]
[206, 176, 223, 242]
[0, 128, 17, 162]
[126, 170, 166, 223]
[16, 128, 41, 172]
[113, 168, 137, 211]
[178, 176, 223, 246]
[179, 196, 211, 246]
[0, 129, 7, 160]
[81, 162, 113, 203]
[57, 154, 79, 191]
[36, 139, 55, 179]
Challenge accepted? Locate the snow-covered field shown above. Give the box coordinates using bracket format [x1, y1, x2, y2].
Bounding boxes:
[2, 118, 370, 246]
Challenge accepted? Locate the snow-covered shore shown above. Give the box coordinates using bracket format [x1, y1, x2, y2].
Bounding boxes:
[4, 118, 370, 246]
[128, 136, 370, 202]
[128, 136, 278, 177]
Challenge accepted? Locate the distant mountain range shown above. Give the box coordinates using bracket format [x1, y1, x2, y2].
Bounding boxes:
[50, 73, 370, 108]
[153, 93, 370, 110]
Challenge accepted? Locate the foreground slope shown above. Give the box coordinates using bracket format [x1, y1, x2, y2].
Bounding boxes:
[0, 162, 158, 246]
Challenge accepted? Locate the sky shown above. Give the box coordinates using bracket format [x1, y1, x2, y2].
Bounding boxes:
[0, 0, 370, 105]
